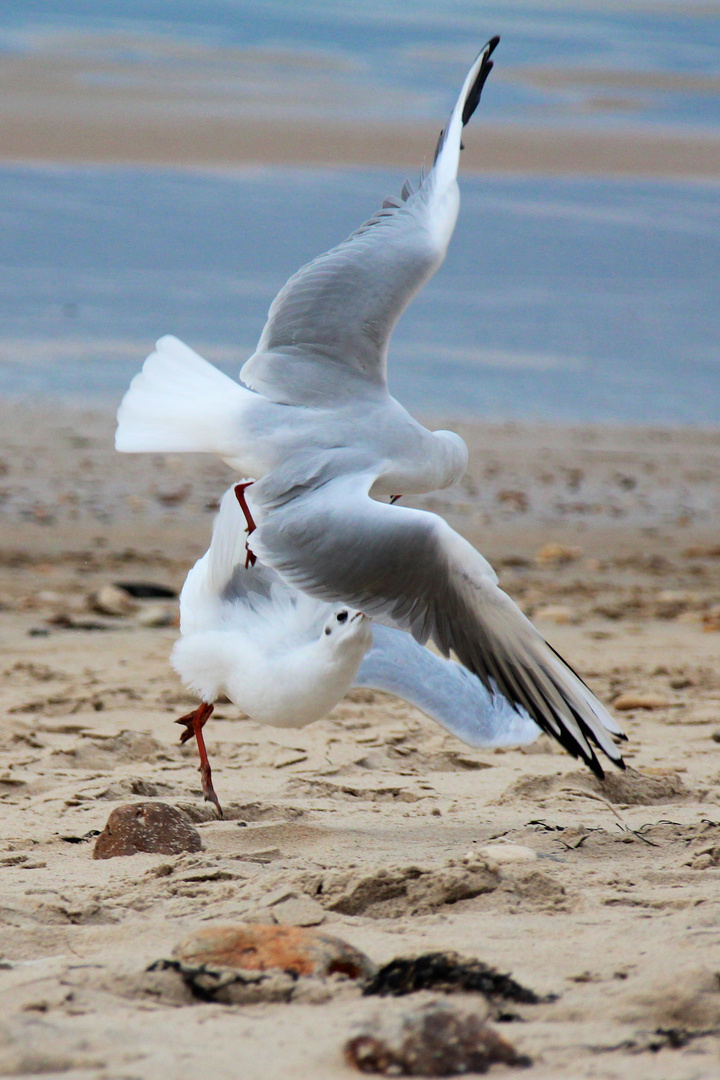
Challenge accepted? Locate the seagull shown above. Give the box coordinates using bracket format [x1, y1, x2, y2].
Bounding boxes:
[116, 39, 626, 781]
[173, 486, 541, 814]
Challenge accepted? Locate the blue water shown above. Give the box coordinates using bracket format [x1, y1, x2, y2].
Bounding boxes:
[1, 166, 718, 423]
[2, 0, 720, 131]
[1, 2, 718, 421]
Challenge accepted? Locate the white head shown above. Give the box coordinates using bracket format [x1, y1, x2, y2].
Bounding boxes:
[320, 606, 373, 662]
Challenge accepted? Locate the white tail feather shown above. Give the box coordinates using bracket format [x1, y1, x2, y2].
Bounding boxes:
[115, 335, 252, 457]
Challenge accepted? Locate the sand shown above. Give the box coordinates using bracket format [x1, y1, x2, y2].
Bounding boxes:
[1, 400, 720, 1077]
[2, 47, 720, 176]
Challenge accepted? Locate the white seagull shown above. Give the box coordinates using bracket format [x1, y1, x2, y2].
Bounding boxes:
[116, 39, 626, 781]
[173, 485, 541, 814]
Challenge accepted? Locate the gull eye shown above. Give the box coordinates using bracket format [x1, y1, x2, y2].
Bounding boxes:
[336, 611, 349, 624]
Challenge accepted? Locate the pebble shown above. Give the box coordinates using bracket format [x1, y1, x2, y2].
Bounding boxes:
[534, 542, 581, 566]
[173, 924, 376, 981]
[270, 895, 327, 927]
[476, 844, 538, 865]
[344, 999, 530, 1075]
[93, 802, 202, 859]
[89, 584, 138, 617]
[612, 692, 670, 711]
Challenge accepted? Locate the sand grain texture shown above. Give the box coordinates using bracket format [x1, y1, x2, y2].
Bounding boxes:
[1, 402, 720, 1077]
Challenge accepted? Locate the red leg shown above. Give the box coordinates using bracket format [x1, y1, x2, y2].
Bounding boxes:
[175, 701, 222, 817]
[390, 495, 402, 504]
[234, 481, 257, 567]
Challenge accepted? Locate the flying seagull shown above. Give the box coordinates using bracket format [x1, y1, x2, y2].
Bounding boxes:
[116, 39, 625, 781]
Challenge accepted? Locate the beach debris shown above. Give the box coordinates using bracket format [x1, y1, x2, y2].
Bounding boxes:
[88, 584, 138, 617]
[172, 923, 375, 981]
[496, 489, 529, 512]
[534, 542, 581, 566]
[363, 952, 547, 1006]
[135, 602, 177, 628]
[153, 484, 191, 506]
[476, 843, 538, 865]
[93, 802, 202, 859]
[148, 924, 376, 1004]
[47, 613, 116, 631]
[612, 692, 670, 711]
[114, 581, 177, 598]
[270, 895, 326, 927]
[345, 999, 531, 1075]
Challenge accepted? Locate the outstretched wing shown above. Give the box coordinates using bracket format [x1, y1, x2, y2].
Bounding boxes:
[356, 623, 541, 748]
[248, 472, 625, 778]
[240, 39, 499, 406]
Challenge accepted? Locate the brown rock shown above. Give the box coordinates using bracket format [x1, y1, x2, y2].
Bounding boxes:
[612, 692, 670, 711]
[173, 923, 375, 981]
[93, 802, 202, 859]
[345, 999, 531, 1075]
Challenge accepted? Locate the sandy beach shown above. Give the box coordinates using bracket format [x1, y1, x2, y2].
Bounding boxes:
[2, 400, 720, 1078]
[2, 7, 720, 1073]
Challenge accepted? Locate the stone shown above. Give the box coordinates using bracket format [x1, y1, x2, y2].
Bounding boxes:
[534, 542, 581, 566]
[88, 584, 137, 617]
[612, 692, 670, 711]
[344, 999, 531, 1075]
[476, 843, 538, 864]
[93, 802, 202, 859]
[271, 896, 326, 927]
[172, 924, 375, 981]
[135, 603, 177, 628]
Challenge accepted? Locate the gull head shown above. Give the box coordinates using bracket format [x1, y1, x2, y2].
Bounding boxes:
[432, 429, 469, 486]
[320, 607, 372, 661]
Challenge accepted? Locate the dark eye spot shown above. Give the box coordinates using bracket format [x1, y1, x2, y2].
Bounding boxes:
[336, 611, 348, 624]
[324, 627, 331, 635]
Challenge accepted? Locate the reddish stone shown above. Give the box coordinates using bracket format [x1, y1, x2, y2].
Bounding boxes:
[173, 923, 375, 981]
[93, 802, 202, 859]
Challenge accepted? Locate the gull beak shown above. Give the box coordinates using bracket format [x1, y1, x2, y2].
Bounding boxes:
[351, 611, 366, 622]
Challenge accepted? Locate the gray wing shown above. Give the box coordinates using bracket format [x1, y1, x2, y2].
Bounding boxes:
[239, 40, 499, 406]
[248, 472, 625, 778]
[356, 623, 541, 747]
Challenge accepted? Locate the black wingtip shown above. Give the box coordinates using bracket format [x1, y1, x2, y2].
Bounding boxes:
[461, 35, 501, 127]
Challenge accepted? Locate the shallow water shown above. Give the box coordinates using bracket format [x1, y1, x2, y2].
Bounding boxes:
[1, 2, 719, 422]
[1, 165, 718, 423]
[2, 0, 720, 131]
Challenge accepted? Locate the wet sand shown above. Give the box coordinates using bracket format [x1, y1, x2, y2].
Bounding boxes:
[2, 401, 720, 1077]
[2, 48, 720, 175]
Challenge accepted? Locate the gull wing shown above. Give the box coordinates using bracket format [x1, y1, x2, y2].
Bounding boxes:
[356, 623, 541, 747]
[248, 472, 625, 778]
[240, 39, 499, 406]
